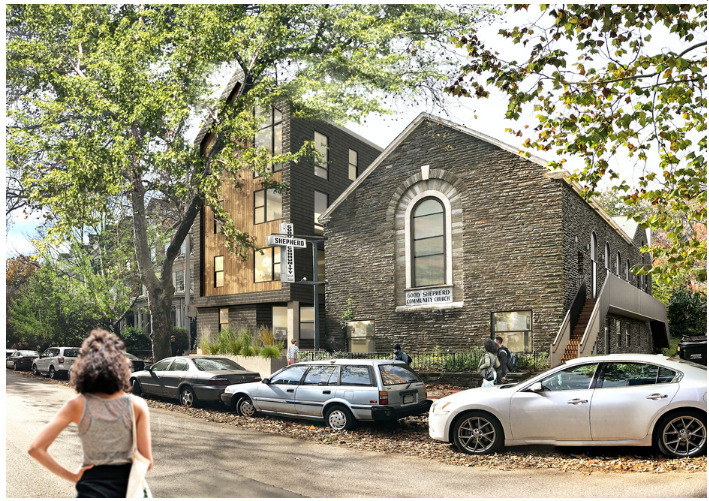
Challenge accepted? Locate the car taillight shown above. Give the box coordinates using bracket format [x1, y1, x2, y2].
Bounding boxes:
[57, 357, 64, 363]
[209, 377, 230, 386]
[253, 377, 261, 382]
[379, 391, 388, 405]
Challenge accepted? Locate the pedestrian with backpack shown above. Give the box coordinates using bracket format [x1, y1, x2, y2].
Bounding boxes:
[393, 343, 412, 365]
[478, 339, 500, 387]
[495, 336, 515, 384]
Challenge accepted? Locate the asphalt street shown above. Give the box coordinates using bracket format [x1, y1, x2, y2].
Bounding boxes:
[5, 369, 707, 498]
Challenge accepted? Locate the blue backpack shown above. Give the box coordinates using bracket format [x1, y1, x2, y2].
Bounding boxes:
[503, 347, 517, 372]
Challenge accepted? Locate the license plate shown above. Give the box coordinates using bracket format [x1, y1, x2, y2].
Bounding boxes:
[403, 393, 415, 404]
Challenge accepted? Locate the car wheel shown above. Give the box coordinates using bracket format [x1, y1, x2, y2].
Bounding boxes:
[236, 396, 256, 417]
[32, 364, 39, 376]
[656, 410, 707, 458]
[13, 362, 19, 371]
[452, 411, 504, 455]
[180, 386, 197, 408]
[325, 405, 355, 431]
[131, 379, 142, 396]
[49, 366, 57, 380]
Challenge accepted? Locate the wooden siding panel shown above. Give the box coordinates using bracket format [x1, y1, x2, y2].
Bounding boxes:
[203, 171, 284, 296]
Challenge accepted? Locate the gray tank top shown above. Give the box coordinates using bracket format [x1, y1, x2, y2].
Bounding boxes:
[78, 393, 134, 466]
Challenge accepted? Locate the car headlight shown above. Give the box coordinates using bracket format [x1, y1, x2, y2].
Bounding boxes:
[431, 401, 453, 415]
[225, 387, 231, 393]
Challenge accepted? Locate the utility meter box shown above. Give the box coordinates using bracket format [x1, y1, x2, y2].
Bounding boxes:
[347, 320, 375, 353]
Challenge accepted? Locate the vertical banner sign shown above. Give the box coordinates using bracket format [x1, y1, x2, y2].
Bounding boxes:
[280, 223, 295, 283]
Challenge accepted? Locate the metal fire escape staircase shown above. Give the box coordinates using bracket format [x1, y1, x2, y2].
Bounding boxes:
[550, 272, 670, 368]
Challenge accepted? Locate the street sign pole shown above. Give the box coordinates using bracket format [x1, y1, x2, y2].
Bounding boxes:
[269, 225, 326, 351]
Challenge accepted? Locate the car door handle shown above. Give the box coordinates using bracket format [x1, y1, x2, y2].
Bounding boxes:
[646, 393, 668, 400]
[567, 398, 588, 405]
[287, 389, 294, 393]
[322, 390, 331, 395]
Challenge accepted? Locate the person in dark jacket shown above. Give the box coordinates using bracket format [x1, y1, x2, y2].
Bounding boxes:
[495, 336, 510, 384]
[393, 343, 410, 364]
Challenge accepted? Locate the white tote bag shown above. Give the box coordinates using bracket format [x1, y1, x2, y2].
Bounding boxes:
[126, 397, 151, 498]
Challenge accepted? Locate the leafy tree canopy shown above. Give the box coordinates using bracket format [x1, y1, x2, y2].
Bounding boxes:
[6, 4, 483, 358]
[449, 4, 706, 282]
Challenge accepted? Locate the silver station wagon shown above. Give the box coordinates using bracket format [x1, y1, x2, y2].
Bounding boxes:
[221, 359, 432, 430]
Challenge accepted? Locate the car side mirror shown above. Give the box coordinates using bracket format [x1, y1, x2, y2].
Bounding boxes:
[261, 378, 271, 385]
[145, 365, 153, 373]
[528, 382, 543, 392]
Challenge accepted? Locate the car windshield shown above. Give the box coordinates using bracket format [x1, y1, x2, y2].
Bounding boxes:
[64, 349, 80, 357]
[668, 356, 707, 370]
[192, 358, 245, 371]
[379, 364, 420, 384]
[20, 351, 38, 356]
[125, 353, 139, 360]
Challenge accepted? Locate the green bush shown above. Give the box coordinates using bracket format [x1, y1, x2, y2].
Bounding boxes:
[260, 345, 283, 358]
[171, 327, 190, 354]
[120, 327, 151, 353]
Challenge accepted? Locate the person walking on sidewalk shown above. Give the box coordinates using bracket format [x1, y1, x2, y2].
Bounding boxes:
[28, 329, 153, 498]
[287, 338, 299, 365]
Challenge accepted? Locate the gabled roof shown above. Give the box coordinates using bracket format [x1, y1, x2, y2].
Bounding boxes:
[320, 112, 634, 245]
[193, 67, 245, 147]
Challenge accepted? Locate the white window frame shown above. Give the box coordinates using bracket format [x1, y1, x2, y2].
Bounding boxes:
[404, 190, 453, 289]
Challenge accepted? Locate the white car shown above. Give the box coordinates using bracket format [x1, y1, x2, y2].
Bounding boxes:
[429, 354, 707, 458]
[32, 346, 81, 379]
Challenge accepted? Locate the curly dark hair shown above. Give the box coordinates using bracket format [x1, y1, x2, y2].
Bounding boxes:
[483, 338, 498, 354]
[70, 329, 133, 394]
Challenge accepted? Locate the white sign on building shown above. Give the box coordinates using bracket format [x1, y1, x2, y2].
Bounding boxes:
[405, 287, 453, 306]
[278, 223, 296, 283]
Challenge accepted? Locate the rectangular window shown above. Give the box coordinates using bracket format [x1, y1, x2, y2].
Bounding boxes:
[625, 324, 631, 347]
[273, 306, 288, 345]
[616, 319, 622, 348]
[491, 310, 532, 353]
[175, 271, 185, 292]
[219, 307, 229, 332]
[254, 189, 282, 224]
[348, 149, 358, 181]
[254, 106, 283, 177]
[314, 131, 328, 179]
[314, 191, 328, 235]
[300, 306, 315, 340]
[340, 365, 374, 386]
[214, 256, 224, 288]
[254, 247, 281, 283]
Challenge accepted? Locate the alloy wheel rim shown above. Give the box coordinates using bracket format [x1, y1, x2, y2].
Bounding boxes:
[240, 400, 255, 417]
[328, 410, 347, 430]
[663, 416, 706, 457]
[181, 390, 193, 407]
[458, 416, 496, 453]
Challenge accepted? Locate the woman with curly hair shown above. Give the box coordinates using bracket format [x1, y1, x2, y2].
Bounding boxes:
[28, 329, 153, 497]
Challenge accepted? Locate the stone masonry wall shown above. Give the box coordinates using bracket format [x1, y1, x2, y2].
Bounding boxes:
[323, 119, 566, 354]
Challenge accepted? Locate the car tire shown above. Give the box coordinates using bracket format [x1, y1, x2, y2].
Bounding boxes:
[49, 366, 57, 380]
[13, 362, 18, 371]
[180, 386, 198, 408]
[131, 379, 142, 396]
[656, 410, 707, 459]
[325, 405, 355, 431]
[32, 364, 39, 376]
[452, 411, 504, 455]
[236, 396, 257, 417]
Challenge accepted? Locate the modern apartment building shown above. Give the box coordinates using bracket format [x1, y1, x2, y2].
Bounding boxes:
[193, 72, 382, 349]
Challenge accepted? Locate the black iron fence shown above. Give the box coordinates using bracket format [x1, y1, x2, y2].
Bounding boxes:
[297, 349, 549, 372]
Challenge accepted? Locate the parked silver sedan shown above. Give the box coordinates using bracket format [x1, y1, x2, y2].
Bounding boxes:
[222, 359, 432, 430]
[130, 356, 260, 408]
[429, 354, 707, 458]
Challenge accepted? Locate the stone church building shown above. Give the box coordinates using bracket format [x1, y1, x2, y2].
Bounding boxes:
[320, 114, 669, 364]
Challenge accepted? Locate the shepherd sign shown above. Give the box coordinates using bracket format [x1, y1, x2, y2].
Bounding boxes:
[405, 287, 452, 306]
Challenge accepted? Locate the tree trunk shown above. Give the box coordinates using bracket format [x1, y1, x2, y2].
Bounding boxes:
[147, 282, 174, 361]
